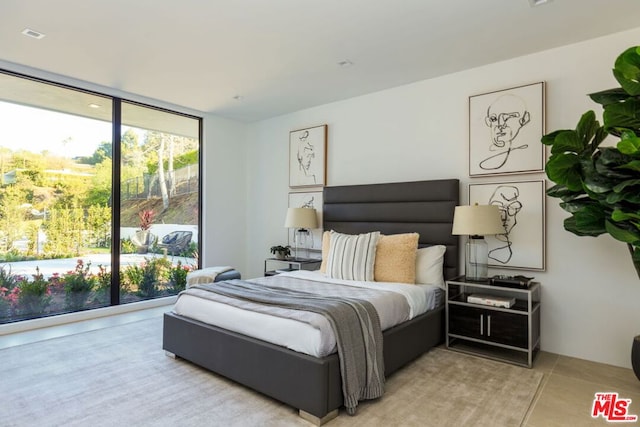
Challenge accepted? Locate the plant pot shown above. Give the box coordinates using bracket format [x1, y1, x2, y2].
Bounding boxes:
[275, 253, 286, 260]
[633, 335, 640, 381]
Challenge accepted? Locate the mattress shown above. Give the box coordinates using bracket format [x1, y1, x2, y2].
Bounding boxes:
[172, 269, 442, 357]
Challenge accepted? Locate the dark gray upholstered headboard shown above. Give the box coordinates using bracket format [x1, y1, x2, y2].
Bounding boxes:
[323, 179, 460, 280]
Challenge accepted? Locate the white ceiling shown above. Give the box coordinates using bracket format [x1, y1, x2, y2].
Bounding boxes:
[1, 0, 640, 122]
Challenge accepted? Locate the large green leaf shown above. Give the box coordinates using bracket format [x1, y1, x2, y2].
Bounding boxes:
[602, 98, 640, 134]
[575, 204, 607, 232]
[613, 69, 640, 97]
[546, 184, 586, 203]
[590, 88, 631, 106]
[618, 160, 640, 173]
[564, 208, 606, 236]
[605, 219, 640, 244]
[560, 199, 600, 214]
[596, 147, 638, 179]
[590, 126, 609, 152]
[546, 153, 582, 191]
[576, 111, 599, 148]
[583, 174, 614, 193]
[541, 129, 565, 146]
[612, 178, 640, 192]
[607, 188, 640, 204]
[613, 47, 640, 96]
[551, 130, 583, 154]
[617, 131, 640, 155]
[612, 208, 640, 222]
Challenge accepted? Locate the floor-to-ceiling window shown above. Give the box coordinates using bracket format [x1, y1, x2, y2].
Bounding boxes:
[0, 72, 201, 323]
[118, 101, 200, 303]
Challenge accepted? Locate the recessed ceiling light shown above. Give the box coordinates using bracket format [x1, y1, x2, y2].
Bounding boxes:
[337, 60, 354, 68]
[88, 103, 101, 109]
[528, 0, 552, 6]
[21, 28, 45, 39]
[232, 95, 244, 101]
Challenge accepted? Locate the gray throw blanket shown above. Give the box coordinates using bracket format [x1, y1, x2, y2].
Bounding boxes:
[192, 280, 385, 415]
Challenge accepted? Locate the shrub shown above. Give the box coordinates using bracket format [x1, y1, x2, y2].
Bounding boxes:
[167, 261, 191, 293]
[0, 264, 19, 291]
[121, 264, 143, 294]
[16, 268, 52, 315]
[121, 238, 136, 254]
[92, 264, 111, 305]
[63, 259, 96, 310]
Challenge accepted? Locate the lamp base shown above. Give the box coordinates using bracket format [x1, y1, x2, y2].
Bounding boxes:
[466, 236, 489, 281]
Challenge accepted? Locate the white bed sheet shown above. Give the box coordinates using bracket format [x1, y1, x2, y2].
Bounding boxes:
[172, 270, 441, 357]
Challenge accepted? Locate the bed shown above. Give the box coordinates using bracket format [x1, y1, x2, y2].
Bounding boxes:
[162, 179, 459, 424]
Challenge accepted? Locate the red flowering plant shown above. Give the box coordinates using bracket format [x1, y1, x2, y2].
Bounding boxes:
[139, 210, 155, 231]
[0, 265, 19, 317]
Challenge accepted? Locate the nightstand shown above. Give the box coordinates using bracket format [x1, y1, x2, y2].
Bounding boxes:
[264, 258, 321, 276]
[445, 275, 541, 368]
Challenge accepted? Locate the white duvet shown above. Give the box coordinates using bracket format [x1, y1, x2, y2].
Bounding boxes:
[172, 269, 441, 357]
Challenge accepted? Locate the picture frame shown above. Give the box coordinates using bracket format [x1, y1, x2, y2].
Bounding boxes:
[469, 82, 545, 177]
[289, 124, 327, 188]
[469, 180, 545, 271]
[288, 191, 323, 256]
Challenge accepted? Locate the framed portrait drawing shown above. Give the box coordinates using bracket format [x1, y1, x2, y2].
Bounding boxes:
[469, 180, 545, 271]
[469, 82, 545, 177]
[288, 191, 323, 256]
[289, 124, 327, 188]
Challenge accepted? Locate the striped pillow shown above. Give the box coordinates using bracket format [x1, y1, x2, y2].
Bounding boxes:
[326, 231, 381, 281]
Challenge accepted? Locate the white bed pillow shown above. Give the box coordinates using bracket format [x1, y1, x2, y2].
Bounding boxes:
[415, 245, 446, 288]
[326, 231, 380, 281]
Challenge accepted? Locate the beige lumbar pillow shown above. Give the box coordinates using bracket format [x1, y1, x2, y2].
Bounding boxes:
[374, 233, 419, 284]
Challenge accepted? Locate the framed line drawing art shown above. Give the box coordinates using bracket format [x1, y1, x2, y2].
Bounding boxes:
[469, 180, 545, 271]
[469, 82, 545, 177]
[288, 191, 323, 255]
[289, 124, 327, 188]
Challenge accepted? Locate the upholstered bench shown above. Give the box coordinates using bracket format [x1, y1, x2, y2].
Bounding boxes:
[186, 266, 241, 288]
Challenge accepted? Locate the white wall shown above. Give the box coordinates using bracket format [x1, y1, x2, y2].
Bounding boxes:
[245, 27, 640, 368]
[201, 114, 248, 273]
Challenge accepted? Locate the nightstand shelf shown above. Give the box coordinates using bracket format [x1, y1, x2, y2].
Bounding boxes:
[445, 275, 541, 368]
[264, 258, 321, 276]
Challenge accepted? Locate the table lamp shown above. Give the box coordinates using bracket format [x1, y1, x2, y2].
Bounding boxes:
[452, 203, 504, 281]
[284, 207, 318, 260]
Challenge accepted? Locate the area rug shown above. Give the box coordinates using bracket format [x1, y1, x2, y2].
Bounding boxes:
[0, 316, 543, 426]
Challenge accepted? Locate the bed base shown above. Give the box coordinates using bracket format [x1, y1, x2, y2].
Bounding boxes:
[162, 306, 443, 422]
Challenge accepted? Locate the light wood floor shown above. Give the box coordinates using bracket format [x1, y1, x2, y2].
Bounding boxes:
[2, 306, 639, 426]
[524, 350, 640, 426]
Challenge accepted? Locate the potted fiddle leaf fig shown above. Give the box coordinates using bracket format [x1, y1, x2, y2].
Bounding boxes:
[542, 46, 640, 279]
[542, 46, 640, 380]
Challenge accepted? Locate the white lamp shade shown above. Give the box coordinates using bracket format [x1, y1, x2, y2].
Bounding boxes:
[284, 207, 318, 229]
[452, 204, 504, 236]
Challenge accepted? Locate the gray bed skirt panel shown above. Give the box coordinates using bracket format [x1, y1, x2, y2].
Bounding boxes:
[163, 305, 444, 418]
[163, 312, 342, 418]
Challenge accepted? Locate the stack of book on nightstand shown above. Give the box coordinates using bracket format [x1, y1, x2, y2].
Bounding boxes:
[467, 294, 516, 309]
